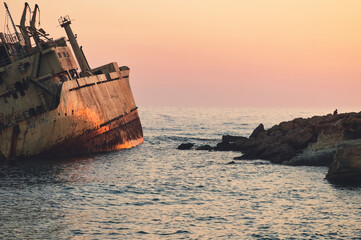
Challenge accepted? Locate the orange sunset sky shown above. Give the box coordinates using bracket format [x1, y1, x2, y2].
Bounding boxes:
[2, 0, 361, 108]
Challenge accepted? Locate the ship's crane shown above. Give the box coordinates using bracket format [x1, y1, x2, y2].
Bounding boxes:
[2, 2, 27, 58]
[4, 2, 22, 43]
[1, 2, 53, 61]
[29, 4, 42, 50]
[19, 2, 32, 53]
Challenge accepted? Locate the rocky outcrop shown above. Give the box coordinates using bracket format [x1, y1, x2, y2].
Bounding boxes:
[326, 140, 361, 183]
[284, 149, 336, 166]
[223, 111, 361, 183]
[231, 112, 361, 164]
[176, 112, 361, 183]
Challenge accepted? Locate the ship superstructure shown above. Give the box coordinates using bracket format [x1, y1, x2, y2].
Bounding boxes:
[0, 3, 143, 160]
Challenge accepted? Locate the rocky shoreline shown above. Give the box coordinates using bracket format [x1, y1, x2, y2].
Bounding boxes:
[178, 112, 361, 184]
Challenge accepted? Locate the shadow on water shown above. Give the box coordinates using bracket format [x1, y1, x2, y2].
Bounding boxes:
[0, 142, 144, 189]
[0, 155, 97, 187]
[327, 181, 361, 190]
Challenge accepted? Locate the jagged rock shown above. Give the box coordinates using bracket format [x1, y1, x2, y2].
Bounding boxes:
[177, 143, 194, 150]
[261, 143, 295, 163]
[281, 126, 315, 149]
[196, 145, 213, 151]
[268, 129, 283, 139]
[214, 135, 249, 151]
[249, 123, 264, 138]
[233, 137, 252, 151]
[326, 140, 361, 183]
[226, 161, 236, 165]
[214, 141, 235, 151]
[279, 121, 295, 133]
[343, 118, 361, 140]
[284, 149, 336, 166]
[222, 135, 247, 143]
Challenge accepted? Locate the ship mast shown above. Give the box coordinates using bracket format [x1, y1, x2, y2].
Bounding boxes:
[59, 16, 92, 77]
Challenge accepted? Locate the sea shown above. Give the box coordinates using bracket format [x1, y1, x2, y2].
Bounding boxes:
[0, 106, 360, 239]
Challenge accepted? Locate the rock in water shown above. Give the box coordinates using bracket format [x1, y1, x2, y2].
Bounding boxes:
[222, 135, 247, 143]
[196, 145, 213, 151]
[284, 149, 336, 166]
[249, 123, 265, 138]
[228, 112, 361, 166]
[214, 135, 248, 151]
[226, 161, 236, 165]
[326, 140, 361, 183]
[214, 141, 234, 151]
[177, 143, 194, 150]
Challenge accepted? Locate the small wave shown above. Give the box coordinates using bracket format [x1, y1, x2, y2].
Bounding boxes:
[115, 227, 129, 231]
[252, 161, 271, 165]
[107, 190, 125, 194]
[196, 216, 228, 222]
[156, 230, 190, 236]
[125, 201, 154, 206]
[151, 135, 218, 143]
[124, 186, 148, 194]
[108, 232, 121, 236]
[144, 127, 182, 132]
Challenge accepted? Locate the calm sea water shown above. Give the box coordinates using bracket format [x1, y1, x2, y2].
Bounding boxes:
[1, 107, 360, 239]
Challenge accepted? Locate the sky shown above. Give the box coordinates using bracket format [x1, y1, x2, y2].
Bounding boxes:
[2, 0, 361, 108]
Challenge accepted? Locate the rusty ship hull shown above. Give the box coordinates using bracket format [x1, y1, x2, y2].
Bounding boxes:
[0, 3, 143, 160]
[1, 68, 143, 160]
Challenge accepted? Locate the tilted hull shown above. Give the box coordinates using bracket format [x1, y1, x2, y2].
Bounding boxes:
[0, 71, 143, 160]
[0, 4, 143, 160]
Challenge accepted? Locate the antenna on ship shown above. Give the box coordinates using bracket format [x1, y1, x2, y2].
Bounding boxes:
[59, 16, 92, 77]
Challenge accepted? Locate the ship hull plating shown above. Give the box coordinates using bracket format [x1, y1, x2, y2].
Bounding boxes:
[41, 110, 143, 158]
[0, 71, 143, 160]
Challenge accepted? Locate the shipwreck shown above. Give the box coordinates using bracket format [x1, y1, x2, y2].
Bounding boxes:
[0, 3, 143, 160]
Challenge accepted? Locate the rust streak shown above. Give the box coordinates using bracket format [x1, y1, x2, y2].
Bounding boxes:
[9, 125, 20, 158]
[38, 110, 143, 158]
